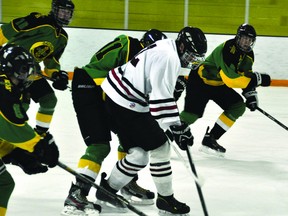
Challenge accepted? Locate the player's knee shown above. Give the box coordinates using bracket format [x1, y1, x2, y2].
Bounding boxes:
[227, 101, 246, 120]
[0, 170, 15, 206]
[7, 175, 15, 195]
[180, 110, 200, 125]
[38, 93, 58, 109]
[150, 141, 171, 163]
[126, 147, 149, 166]
[83, 144, 111, 164]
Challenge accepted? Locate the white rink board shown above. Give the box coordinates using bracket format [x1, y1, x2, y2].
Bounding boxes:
[61, 27, 288, 80]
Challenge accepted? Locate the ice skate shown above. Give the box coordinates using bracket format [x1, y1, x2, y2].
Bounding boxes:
[199, 127, 226, 157]
[156, 194, 190, 215]
[61, 183, 101, 216]
[95, 172, 128, 213]
[120, 179, 155, 205]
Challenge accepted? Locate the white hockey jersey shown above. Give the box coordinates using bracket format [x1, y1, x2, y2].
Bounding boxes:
[101, 39, 182, 130]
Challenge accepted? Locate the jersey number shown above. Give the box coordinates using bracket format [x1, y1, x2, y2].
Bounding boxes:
[130, 43, 157, 67]
[95, 38, 122, 60]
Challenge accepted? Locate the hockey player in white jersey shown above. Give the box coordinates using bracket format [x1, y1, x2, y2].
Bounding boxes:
[98, 26, 207, 215]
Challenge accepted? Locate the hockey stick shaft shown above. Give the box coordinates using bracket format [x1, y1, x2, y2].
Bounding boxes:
[256, 107, 288, 131]
[57, 161, 147, 216]
[171, 144, 203, 186]
[38, 73, 56, 82]
[186, 147, 209, 216]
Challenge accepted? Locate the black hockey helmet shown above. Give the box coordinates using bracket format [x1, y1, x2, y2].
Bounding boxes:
[176, 26, 207, 69]
[141, 29, 167, 47]
[51, 0, 75, 26]
[0, 44, 36, 89]
[235, 23, 256, 52]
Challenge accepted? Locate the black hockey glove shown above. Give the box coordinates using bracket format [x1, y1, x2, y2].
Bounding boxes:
[168, 122, 194, 150]
[246, 72, 271, 89]
[242, 89, 258, 111]
[2, 148, 48, 175]
[34, 126, 49, 137]
[52, 70, 68, 90]
[174, 76, 188, 101]
[33, 133, 59, 168]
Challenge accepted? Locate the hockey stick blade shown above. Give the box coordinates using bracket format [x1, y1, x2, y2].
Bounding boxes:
[256, 107, 288, 131]
[57, 161, 147, 216]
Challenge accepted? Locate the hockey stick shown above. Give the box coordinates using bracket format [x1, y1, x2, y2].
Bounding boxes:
[57, 161, 147, 216]
[256, 107, 288, 131]
[171, 144, 204, 187]
[37, 72, 56, 82]
[186, 147, 209, 216]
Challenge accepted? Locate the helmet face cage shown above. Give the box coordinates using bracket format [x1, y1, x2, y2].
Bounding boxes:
[0, 45, 36, 89]
[52, 0, 74, 26]
[176, 27, 207, 69]
[15, 60, 36, 89]
[236, 24, 256, 52]
[141, 29, 167, 47]
[185, 52, 206, 70]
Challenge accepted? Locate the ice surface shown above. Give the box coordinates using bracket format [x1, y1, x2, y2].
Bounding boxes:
[6, 86, 288, 216]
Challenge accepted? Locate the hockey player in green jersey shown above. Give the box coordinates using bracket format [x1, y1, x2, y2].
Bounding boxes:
[177, 23, 271, 156]
[0, 44, 59, 216]
[61, 30, 167, 216]
[0, 0, 74, 136]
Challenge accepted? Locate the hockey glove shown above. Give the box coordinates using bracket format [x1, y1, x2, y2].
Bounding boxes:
[242, 89, 258, 111]
[52, 70, 68, 90]
[34, 126, 49, 137]
[174, 76, 188, 101]
[33, 133, 59, 168]
[168, 122, 194, 150]
[247, 72, 271, 88]
[2, 148, 48, 175]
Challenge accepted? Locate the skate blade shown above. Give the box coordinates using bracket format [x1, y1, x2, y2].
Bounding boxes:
[158, 209, 190, 216]
[95, 200, 128, 213]
[60, 205, 87, 216]
[199, 145, 225, 158]
[122, 194, 154, 205]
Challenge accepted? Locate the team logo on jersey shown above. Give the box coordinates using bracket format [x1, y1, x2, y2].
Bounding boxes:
[129, 102, 136, 108]
[30, 41, 54, 62]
